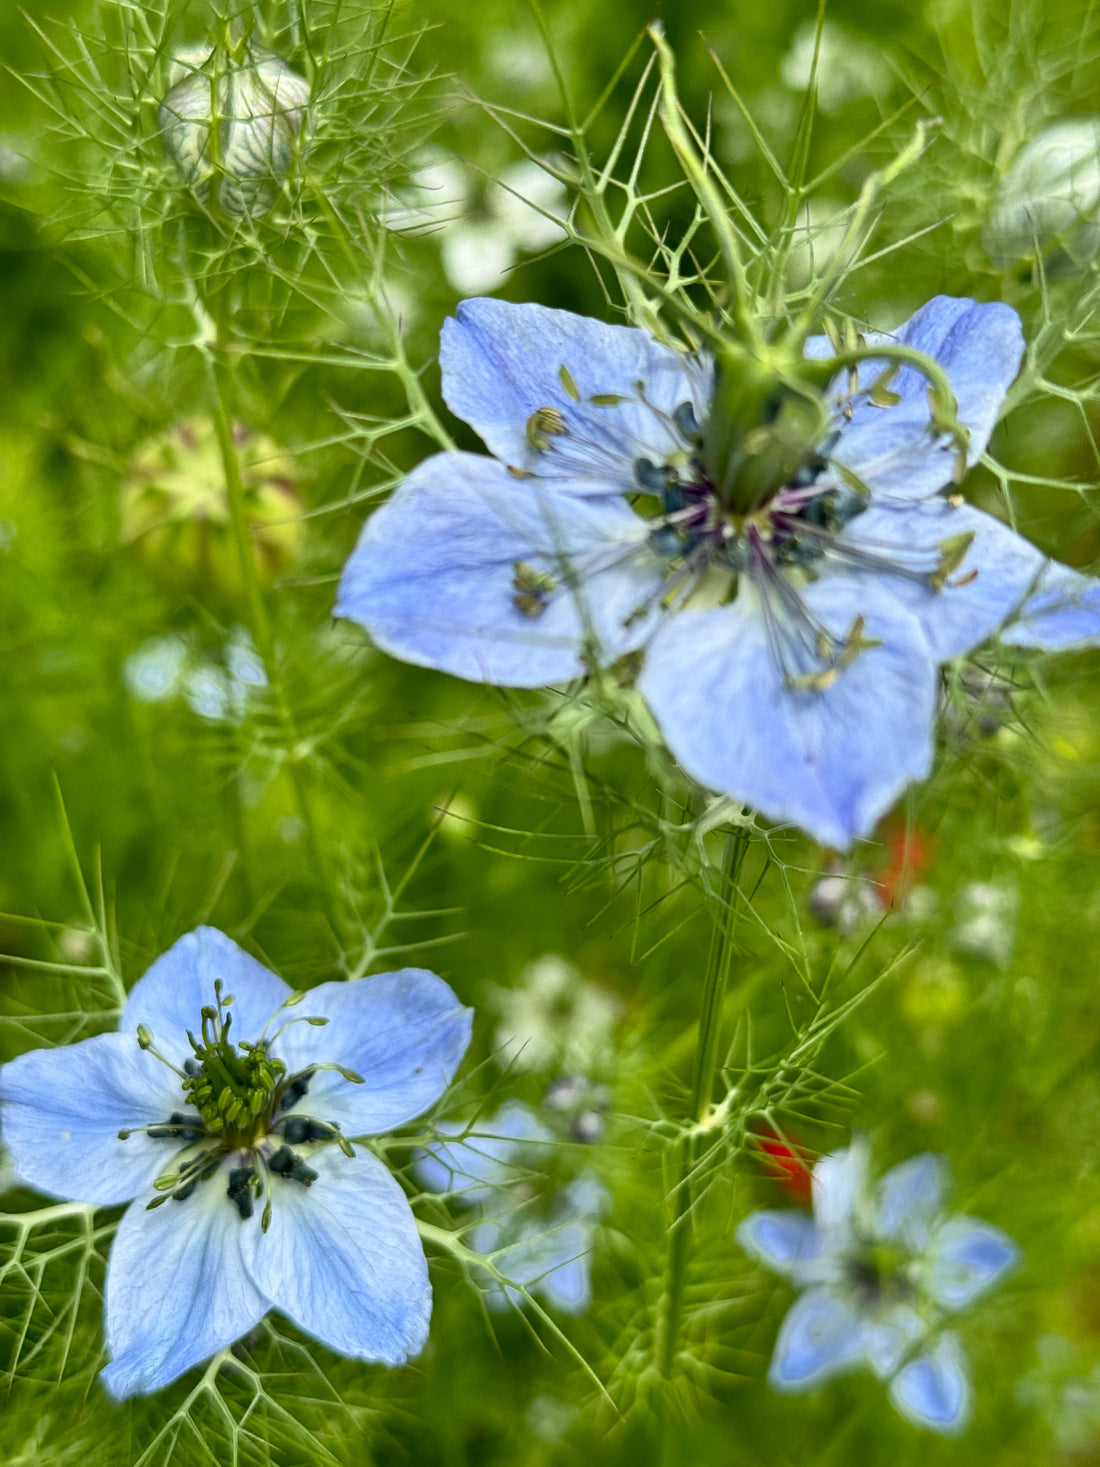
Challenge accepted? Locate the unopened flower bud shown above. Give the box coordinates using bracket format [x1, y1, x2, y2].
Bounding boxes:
[985, 119, 1100, 271]
[159, 46, 310, 218]
[120, 418, 305, 607]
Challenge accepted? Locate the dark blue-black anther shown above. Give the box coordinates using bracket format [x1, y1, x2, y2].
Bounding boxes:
[634, 457, 671, 493]
[283, 1114, 332, 1145]
[672, 401, 701, 440]
[279, 1074, 311, 1111]
[227, 1165, 256, 1220]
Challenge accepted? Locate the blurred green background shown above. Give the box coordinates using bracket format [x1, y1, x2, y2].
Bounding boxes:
[1, 1, 1099, 1463]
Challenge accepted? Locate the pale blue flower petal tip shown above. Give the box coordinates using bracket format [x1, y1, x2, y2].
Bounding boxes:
[738, 1138, 1016, 1433]
[336, 292, 1096, 849]
[0, 927, 471, 1398]
[889, 1333, 972, 1434]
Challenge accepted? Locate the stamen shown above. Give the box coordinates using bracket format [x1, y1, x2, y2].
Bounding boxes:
[526, 407, 569, 452]
[512, 560, 559, 618]
[268, 1145, 319, 1186]
[227, 1164, 257, 1220]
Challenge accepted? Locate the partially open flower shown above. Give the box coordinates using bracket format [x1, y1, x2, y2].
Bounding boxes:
[159, 45, 310, 218]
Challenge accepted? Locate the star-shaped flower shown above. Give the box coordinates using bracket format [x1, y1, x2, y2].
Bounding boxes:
[336, 296, 1100, 848]
[417, 1099, 607, 1313]
[0, 927, 472, 1398]
[736, 1139, 1018, 1432]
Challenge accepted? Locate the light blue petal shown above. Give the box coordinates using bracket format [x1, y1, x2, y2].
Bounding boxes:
[768, 1288, 867, 1390]
[736, 1209, 823, 1280]
[439, 298, 708, 485]
[838, 501, 1046, 660]
[1000, 561, 1100, 649]
[812, 297, 1024, 502]
[122, 927, 292, 1066]
[472, 1174, 604, 1314]
[925, 1216, 1019, 1309]
[335, 452, 665, 685]
[874, 1154, 947, 1249]
[241, 1145, 431, 1365]
[863, 1305, 925, 1379]
[638, 578, 937, 850]
[888, 1331, 972, 1433]
[812, 1141, 872, 1237]
[272, 969, 471, 1137]
[101, 1170, 268, 1398]
[416, 1102, 553, 1205]
[0, 1033, 191, 1206]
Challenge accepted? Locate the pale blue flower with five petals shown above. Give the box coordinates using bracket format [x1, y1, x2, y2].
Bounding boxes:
[417, 1100, 607, 1313]
[0, 926, 472, 1398]
[337, 296, 1100, 848]
[736, 1138, 1018, 1433]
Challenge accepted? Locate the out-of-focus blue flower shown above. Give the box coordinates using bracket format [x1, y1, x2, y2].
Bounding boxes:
[0, 927, 471, 1398]
[123, 627, 267, 725]
[736, 1139, 1018, 1433]
[417, 1099, 607, 1313]
[336, 296, 1100, 849]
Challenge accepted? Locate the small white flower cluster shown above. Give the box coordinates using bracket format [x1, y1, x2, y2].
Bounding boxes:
[382, 151, 568, 294]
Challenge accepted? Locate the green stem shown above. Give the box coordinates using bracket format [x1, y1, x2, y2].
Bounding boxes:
[656, 831, 749, 1388]
[205, 346, 335, 920]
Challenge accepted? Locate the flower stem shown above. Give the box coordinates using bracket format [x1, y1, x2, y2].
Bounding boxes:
[205, 349, 334, 920]
[656, 829, 749, 1387]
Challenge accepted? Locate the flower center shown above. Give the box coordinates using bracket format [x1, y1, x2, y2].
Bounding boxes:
[181, 983, 286, 1148]
[124, 983, 363, 1229]
[702, 345, 834, 516]
[845, 1239, 915, 1307]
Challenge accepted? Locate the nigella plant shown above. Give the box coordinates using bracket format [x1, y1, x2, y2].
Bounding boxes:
[737, 1139, 1018, 1432]
[0, 927, 471, 1397]
[417, 1096, 608, 1313]
[335, 294, 1100, 849]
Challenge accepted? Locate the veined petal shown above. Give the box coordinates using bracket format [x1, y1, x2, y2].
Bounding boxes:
[416, 1102, 552, 1205]
[736, 1209, 824, 1282]
[887, 1331, 972, 1433]
[273, 970, 471, 1136]
[838, 500, 1046, 660]
[638, 578, 937, 850]
[874, 1154, 947, 1250]
[811, 297, 1024, 502]
[768, 1287, 867, 1391]
[335, 452, 665, 685]
[925, 1215, 1019, 1309]
[0, 1032, 190, 1206]
[101, 1173, 267, 1399]
[440, 298, 708, 487]
[1000, 561, 1100, 649]
[122, 927, 292, 1065]
[241, 1145, 431, 1366]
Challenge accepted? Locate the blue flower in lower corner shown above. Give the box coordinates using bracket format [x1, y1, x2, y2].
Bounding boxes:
[0, 926, 472, 1398]
[336, 294, 1100, 850]
[736, 1138, 1018, 1433]
[417, 1097, 608, 1313]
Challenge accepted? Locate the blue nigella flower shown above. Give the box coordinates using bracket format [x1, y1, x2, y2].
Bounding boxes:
[0, 926, 472, 1398]
[736, 1138, 1018, 1432]
[336, 296, 1100, 849]
[417, 1099, 607, 1313]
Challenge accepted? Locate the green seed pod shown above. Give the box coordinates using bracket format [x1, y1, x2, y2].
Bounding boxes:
[159, 46, 311, 218]
[985, 119, 1100, 270]
[120, 418, 305, 608]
